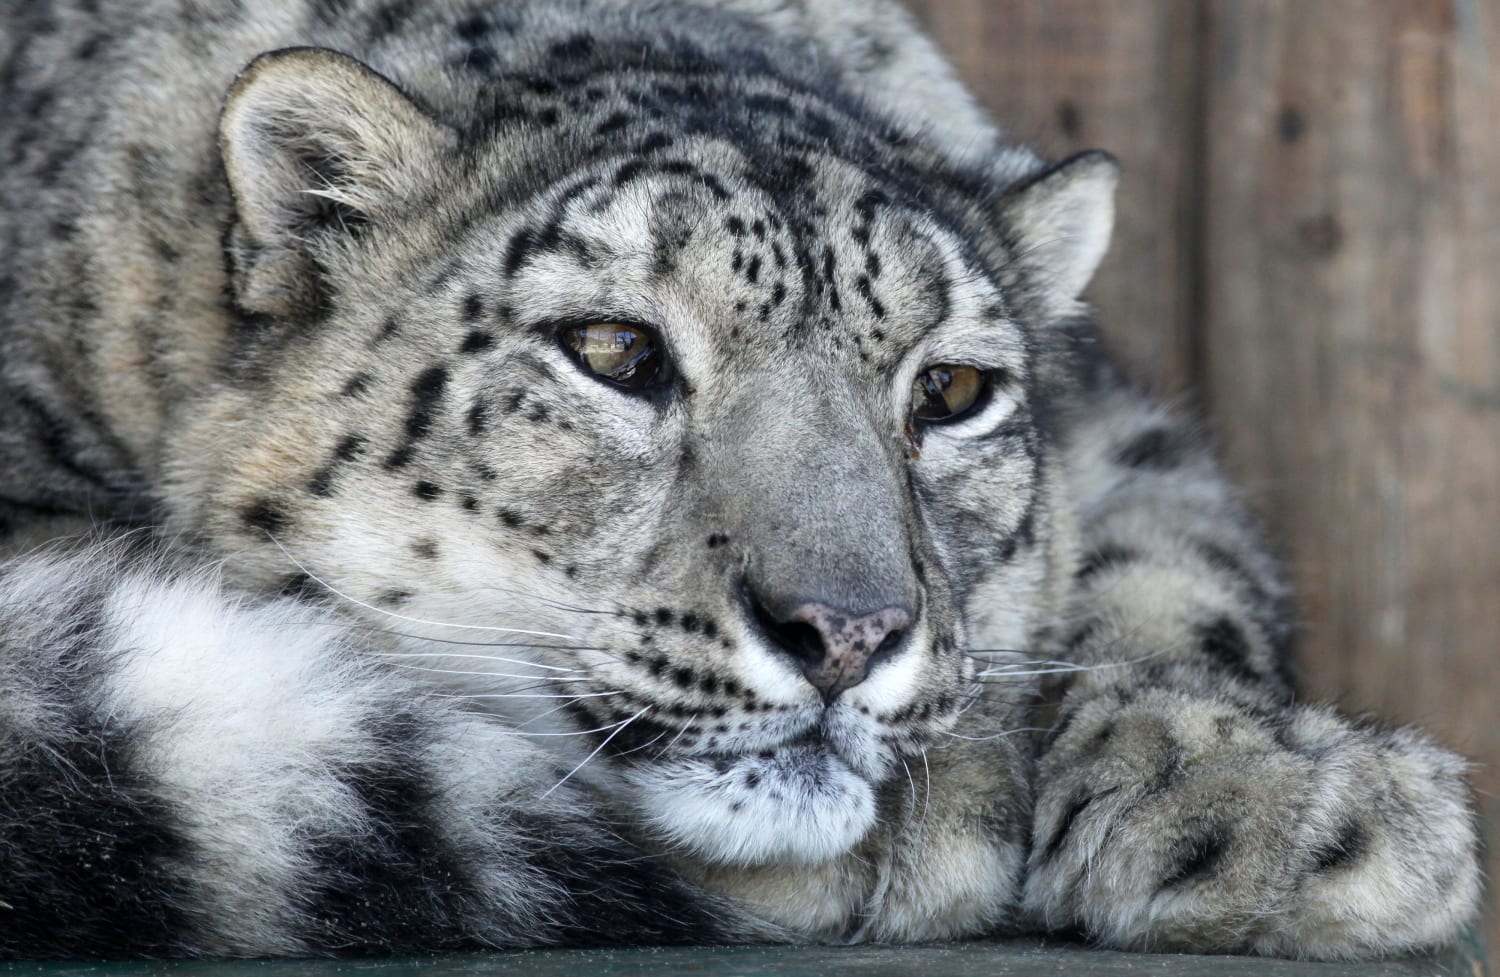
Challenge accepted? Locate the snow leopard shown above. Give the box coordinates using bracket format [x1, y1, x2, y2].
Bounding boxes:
[0, 0, 1481, 960]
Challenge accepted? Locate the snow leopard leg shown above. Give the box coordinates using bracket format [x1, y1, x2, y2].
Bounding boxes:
[0, 535, 760, 957]
[1023, 368, 1481, 959]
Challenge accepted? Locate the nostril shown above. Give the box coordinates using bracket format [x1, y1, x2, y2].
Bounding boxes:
[872, 627, 905, 662]
[748, 592, 826, 667]
[776, 621, 826, 667]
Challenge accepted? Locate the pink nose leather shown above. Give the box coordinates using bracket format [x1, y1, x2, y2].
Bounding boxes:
[787, 603, 909, 702]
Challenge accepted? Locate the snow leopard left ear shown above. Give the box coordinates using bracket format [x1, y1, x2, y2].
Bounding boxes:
[219, 47, 456, 317]
[998, 150, 1119, 301]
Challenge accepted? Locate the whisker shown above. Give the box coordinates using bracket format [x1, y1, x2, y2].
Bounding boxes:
[469, 581, 626, 617]
[506, 714, 643, 736]
[900, 757, 918, 808]
[373, 639, 637, 672]
[371, 650, 579, 673]
[457, 679, 566, 696]
[953, 682, 986, 717]
[541, 706, 650, 798]
[971, 648, 1173, 680]
[651, 720, 696, 760]
[944, 726, 1049, 742]
[973, 665, 1103, 679]
[387, 662, 599, 682]
[431, 551, 628, 618]
[513, 697, 589, 730]
[919, 748, 932, 828]
[968, 654, 1088, 667]
[268, 536, 581, 641]
[610, 724, 672, 758]
[962, 648, 1036, 659]
[429, 690, 623, 701]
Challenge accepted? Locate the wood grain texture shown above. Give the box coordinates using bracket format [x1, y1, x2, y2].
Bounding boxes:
[1199, 0, 1500, 952]
[909, 0, 1498, 954]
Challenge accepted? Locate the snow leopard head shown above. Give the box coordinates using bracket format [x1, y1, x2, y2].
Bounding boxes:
[171, 43, 1116, 871]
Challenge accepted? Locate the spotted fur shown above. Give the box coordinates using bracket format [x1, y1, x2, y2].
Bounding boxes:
[0, 0, 1480, 960]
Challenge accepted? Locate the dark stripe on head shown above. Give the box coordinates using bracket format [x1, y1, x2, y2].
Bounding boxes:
[308, 435, 368, 497]
[854, 274, 886, 318]
[504, 227, 541, 276]
[404, 366, 449, 442]
[460, 330, 495, 354]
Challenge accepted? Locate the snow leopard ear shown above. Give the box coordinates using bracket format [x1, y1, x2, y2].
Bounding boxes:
[998, 150, 1119, 301]
[219, 47, 455, 317]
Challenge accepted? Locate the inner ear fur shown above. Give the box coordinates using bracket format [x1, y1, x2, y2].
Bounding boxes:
[998, 149, 1119, 302]
[218, 46, 455, 317]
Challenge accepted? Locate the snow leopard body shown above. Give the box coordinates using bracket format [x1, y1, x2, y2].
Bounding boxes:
[0, 0, 1480, 959]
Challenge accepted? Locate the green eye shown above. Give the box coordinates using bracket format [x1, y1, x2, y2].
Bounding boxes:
[560, 323, 671, 390]
[911, 364, 988, 423]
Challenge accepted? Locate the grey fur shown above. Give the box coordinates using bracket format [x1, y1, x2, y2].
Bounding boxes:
[0, 0, 1480, 959]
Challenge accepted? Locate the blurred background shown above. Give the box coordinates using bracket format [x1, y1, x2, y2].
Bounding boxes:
[905, 0, 1498, 950]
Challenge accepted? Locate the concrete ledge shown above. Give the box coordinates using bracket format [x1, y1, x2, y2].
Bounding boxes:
[14, 933, 1487, 977]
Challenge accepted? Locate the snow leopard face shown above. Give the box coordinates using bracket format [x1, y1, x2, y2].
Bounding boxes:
[169, 46, 1079, 871]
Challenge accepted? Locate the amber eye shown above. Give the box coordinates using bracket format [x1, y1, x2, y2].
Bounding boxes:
[560, 322, 671, 390]
[911, 364, 988, 423]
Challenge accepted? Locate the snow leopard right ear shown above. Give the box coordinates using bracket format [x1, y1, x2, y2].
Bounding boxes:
[997, 150, 1119, 304]
[219, 47, 456, 317]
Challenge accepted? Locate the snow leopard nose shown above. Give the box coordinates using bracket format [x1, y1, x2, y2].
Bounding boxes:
[752, 598, 910, 703]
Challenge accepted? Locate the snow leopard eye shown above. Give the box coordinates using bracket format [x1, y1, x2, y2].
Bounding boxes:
[560, 322, 672, 390]
[910, 364, 988, 424]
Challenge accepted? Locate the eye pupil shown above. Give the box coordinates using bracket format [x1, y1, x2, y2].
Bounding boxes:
[562, 323, 669, 390]
[911, 364, 986, 423]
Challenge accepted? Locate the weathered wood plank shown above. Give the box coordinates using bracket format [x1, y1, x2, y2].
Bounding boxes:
[905, 0, 1200, 391]
[1198, 0, 1500, 955]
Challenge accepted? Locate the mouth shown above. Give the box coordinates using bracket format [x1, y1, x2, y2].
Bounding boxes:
[562, 690, 910, 865]
[579, 686, 893, 765]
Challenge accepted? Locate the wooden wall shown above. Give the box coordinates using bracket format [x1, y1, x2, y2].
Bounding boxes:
[906, 0, 1500, 949]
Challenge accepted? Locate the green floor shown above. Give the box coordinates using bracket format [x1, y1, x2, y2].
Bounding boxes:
[1, 935, 1487, 977]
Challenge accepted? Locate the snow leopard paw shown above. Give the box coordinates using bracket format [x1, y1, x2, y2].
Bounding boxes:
[1022, 683, 1480, 959]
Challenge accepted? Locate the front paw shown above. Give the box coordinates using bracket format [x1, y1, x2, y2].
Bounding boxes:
[1022, 684, 1480, 959]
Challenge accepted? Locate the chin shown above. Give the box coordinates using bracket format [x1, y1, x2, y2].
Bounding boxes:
[625, 739, 884, 867]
